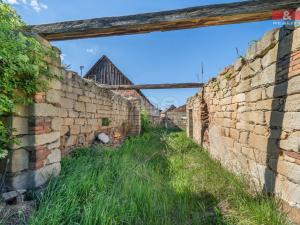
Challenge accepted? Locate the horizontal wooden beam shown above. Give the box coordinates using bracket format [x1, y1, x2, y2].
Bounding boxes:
[30, 0, 300, 41]
[98, 83, 204, 90]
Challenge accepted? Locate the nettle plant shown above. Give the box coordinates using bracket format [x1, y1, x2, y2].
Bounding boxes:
[0, 2, 59, 159]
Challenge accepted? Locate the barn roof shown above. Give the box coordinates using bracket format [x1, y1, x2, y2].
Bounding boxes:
[84, 55, 155, 107]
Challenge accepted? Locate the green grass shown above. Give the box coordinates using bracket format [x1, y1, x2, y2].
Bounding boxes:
[29, 129, 292, 225]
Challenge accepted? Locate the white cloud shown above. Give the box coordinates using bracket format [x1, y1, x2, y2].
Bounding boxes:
[86, 48, 97, 55]
[5, 0, 48, 12]
[86, 48, 95, 53]
[4, 0, 19, 4]
[30, 0, 47, 12]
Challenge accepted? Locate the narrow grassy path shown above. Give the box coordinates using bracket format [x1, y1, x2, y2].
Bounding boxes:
[29, 130, 291, 225]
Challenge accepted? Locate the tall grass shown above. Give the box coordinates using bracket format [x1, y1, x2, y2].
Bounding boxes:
[29, 130, 292, 225]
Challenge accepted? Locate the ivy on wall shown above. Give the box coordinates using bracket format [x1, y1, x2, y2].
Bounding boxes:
[0, 1, 59, 158]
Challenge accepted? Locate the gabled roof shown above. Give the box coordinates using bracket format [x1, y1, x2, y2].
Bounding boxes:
[84, 55, 155, 108]
[84, 55, 133, 85]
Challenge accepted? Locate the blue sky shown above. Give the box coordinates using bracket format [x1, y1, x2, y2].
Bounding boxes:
[7, 0, 278, 109]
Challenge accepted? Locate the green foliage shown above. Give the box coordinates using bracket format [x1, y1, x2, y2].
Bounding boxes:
[28, 130, 291, 225]
[141, 109, 153, 132]
[224, 71, 232, 80]
[0, 2, 58, 158]
[101, 118, 111, 126]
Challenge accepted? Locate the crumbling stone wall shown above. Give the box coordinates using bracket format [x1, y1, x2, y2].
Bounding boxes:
[1, 39, 141, 191]
[59, 72, 141, 155]
[187, 26, 300, 220]
[115, 89, 160, 118]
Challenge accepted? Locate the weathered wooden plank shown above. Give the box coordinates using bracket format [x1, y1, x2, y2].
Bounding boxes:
[30, 0, 300, 41]
[97, 83, 204, 90]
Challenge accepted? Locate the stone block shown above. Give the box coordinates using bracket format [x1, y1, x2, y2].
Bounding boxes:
[35, 132, 60, 146]
[257, 28, 278, 56]
[46, 89, 61, 104]
[238, 111, 264, 124]
[13, 135, 34, 149]
[266, 76, 300, 98]
[234, 93, 246, 103]
[64, 118, 74, 126]
[60, 108, 68, 117]
[49, 79, 61, 90]
[222, 136, 234, 148]
[276, 176, 300, 205]
[265, 112, 300, 129]
[75, 118, 86, 125]
[86, 103, 97, 113]
[78, 96, 91, 103]
[239, 131, 249, 144]
[73, 87, 83, 95]
[68, 110, 79, 118]
[262, 44, 278, 69]
[48, 140, 60, 149]
[47, 149, 61, 164]
[51, 118, 61, 131]
[251, 64, 276, 88]
[8, 149, 29, 173]
[70, 125, 80, 135]
[61, 97, 74, 109]
[75, 102, 85, 112]
[6, 163, 61, 190]
[66, 93, 78, 100]
[254, 99, 281, 111]
[31, 103, 60, 117]
[254, 125, 269, 136]
[285, 94, 300, 112]
[292, 27, 300, 51]
[14, 105, 29, 117]
[248, 133, 276, 152]
[240, 64, 256, 80]
[229, 128, 239, 139]
[279, 131, 300, 152]
[66, 135, 77, 147]
[11, 117, 28, 135]
[236, 79, 252, 93]
[271, 157, 300, 184]
[246, 88, 262, 102]
[60, 126, 69, 136]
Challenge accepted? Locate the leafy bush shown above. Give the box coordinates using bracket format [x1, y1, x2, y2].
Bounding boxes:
[141, 109, 153, 132]
[0, 1, 58, 158]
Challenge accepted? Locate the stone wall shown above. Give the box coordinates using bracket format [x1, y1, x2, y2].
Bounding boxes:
[115, 89, 160, 117]
[59, 72, 141, 155]
[1, 40, 141, 191]
[187, 26, 300, 221]
[165, 105, 187, 130]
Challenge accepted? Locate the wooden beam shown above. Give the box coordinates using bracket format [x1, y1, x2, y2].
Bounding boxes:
[98, 83, 204, 90]
[30, 0, 300, 41]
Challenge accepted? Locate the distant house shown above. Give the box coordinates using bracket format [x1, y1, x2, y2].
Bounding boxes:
[161, 104, 187, 130]
[84, 55, 160, 118]
[160, 105, 176, 118]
